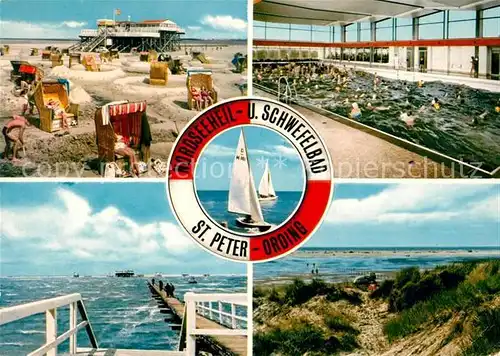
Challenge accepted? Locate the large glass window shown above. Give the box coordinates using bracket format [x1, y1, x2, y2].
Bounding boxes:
[265, 24, 290, 41]
[290, 24, 311, 41]
[374, 47, 389, 63]
[345, 23, 357, 42]
[482, 6, 500, 38]
[360, 22, 371, 41]
[333, 26, 341, 42]
[418, 11, 444, 39]
[312, 25, 331, 42]
[253, 21, 266, 40]
[376, 19, 393, 41]
[396, 17, 413, 40]
[448, 10, 476, 38]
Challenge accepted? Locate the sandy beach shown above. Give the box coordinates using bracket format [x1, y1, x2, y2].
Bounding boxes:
[0, 40, 247, 177]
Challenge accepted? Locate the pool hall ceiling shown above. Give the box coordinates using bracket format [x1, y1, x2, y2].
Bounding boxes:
[253, 0, 500, 26]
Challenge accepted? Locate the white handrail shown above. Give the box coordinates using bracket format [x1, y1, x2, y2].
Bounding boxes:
[196, 303, 247, 322]
[184, 292, 247, 356]
[0, 294, 98, 356]
[0, 293, 81, 325]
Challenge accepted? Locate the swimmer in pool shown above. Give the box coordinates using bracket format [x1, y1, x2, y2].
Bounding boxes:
[400, 111, 416, 127]
[431, 97, 441, 110]
[350, 103, 362, 119]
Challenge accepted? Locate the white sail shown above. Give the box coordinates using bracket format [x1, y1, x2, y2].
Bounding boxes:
[267, 165, 276, 197]
[259, 161, 276, 197]
[258, 161, 270, 196]
[228, 130, 265, 223]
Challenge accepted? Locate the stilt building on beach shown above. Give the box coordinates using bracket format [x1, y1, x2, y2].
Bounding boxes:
[71, 18, 185, 53]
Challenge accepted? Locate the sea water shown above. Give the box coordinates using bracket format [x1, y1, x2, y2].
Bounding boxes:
[197, 190, 302, 233]
[254, 247, 500, 282]
[0, 275, 246, 355]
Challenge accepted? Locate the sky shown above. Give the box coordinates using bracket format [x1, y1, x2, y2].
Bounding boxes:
[307, 182, 500, 248]
[0, 0, 247, 39]
[195, 126, 305, 192]
[0, 182, 247, 276]
[0, 182, 498, 276]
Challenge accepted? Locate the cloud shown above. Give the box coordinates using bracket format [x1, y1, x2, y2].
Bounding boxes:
[201, 15, 247, 32]
[1, 188, 194, 262]
[187, 26, 202, 31]
[62, 21, 87, 28]
[0, 20, 85, 38]
[325, 184, 498, 225]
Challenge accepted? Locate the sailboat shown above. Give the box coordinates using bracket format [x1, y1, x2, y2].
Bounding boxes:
[258, 161, 277, 202]
[228, 130, 272, 232]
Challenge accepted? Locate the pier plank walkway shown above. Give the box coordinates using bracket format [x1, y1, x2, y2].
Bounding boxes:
[149, 283, 248, 356]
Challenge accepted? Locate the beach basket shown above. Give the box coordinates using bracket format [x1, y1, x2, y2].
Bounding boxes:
[82, 54, 100, 71]
[99, 51, 111, 63]
[61, 48, 69, 56]
[148, 50, 158, 62]
[110, 49, 119, 60]
[33, 80, 79, 132]
[41, 50, 51, 60]
[10, 60, 30, 82]
[94, 101, 151, 171]
[69, 53, 81, 68]
[3, 45, 9, 54]
[149, 62, 169, 86]
[139, 51, 149, 62]
[186, 71, 218, 110]
[50, 53, 63, 68]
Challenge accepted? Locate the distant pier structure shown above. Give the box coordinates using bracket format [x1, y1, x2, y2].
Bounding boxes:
[70, 18, 185, 53]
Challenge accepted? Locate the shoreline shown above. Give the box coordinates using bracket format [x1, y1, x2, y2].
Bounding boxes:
[291, 248, 500, 258]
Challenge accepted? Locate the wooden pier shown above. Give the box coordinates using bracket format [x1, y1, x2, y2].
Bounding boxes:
[148, 282, 248, 356]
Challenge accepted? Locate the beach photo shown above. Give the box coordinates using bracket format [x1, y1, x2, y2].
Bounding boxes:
[0, 0, 247, 178]
[0, 182, 249, 356]
[253, 1, 500, 178]
[194, 126, 305, 234]
[253, 182, 500, 356]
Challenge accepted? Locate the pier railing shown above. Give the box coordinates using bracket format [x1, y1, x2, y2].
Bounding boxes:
[0, 293, 98, 356]
[184, 292, 247, 355]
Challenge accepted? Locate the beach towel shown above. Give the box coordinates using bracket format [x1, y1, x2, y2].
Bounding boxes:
[57, 78, 70, 94]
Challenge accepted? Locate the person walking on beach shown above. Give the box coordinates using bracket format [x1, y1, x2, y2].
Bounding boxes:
[159, 280, 164, 291]
[152, 278, 155, 286]
[2, 115, 29, 162]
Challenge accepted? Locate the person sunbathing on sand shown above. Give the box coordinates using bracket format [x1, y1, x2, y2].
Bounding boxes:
[189, 86, 202, 111]
[114, 134, 140, 177]
[46, 98, 69, 130]
[200, 86, 213, 107]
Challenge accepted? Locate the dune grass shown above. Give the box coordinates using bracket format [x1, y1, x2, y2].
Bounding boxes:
[380, 260, 500, 354]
